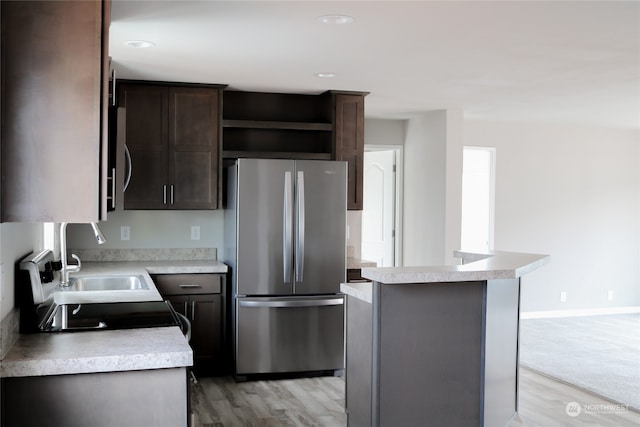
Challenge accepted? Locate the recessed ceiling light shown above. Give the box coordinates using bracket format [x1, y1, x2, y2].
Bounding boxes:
[123, 40, 156, 48]
[314, 72, 337, 78]
[317, 15, 354, 25]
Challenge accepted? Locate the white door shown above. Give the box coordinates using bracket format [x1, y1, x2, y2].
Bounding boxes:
[362, 150, 395, 267]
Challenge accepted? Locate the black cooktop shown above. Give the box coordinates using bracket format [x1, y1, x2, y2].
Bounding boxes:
[54, 300, 181, 332]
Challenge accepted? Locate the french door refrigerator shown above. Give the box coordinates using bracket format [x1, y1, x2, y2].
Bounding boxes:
[224, 158, 347, 377]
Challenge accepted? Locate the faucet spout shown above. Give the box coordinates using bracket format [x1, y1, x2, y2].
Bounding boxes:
[59, 222, 106, 286]
[91, 222, 107, 244]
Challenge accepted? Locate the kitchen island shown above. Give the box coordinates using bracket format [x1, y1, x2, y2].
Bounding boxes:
[340, 250, 549, 427]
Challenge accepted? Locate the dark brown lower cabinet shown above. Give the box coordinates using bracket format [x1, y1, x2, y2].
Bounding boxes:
[153, 274, 227, 376]
[2, 368, 188, 427]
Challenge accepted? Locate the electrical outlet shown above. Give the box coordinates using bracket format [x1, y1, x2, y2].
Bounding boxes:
[560, 291, 567, 303]
[191, 226, 200, 241]
[121, 226, 130, 241]
[607, 290, 614, 301]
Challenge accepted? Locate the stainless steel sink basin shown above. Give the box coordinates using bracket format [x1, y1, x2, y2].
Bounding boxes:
[69, 275, 148, 291]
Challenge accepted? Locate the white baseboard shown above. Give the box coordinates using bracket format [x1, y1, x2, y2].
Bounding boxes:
[521, 306, 640, 319]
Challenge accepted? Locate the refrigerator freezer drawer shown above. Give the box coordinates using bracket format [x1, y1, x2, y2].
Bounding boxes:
[236, 296, 345, 375]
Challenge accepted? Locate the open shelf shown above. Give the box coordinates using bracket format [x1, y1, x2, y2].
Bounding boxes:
[223, 120, 333, 132]
[222, 151, 332, 160]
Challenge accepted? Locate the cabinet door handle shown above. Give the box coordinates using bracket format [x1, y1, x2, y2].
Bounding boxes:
[123, 143, 132, 192]
[163, 185, 167, 204]
[178, 284, 201, 289]
[110, 168, 116, 209]
[170, 184, 174, 205]
[191, 300, 196, 321]
[183, 301, 188, 316]
[111, 68, 117, 106]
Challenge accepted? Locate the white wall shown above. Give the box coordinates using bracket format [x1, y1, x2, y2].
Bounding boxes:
[403, 110, 463, 266]
[365, 119, 406, 146]
[465, 120, 640, 312]
[66, 210, 224, 251]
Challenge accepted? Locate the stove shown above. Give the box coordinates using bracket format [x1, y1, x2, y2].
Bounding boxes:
[43, 300, 182, 332]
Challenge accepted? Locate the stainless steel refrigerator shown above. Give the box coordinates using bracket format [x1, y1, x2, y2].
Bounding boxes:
[224, 158, 347, 377]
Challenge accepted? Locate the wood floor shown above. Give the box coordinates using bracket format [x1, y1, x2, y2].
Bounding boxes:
[191, 367, 640, 426]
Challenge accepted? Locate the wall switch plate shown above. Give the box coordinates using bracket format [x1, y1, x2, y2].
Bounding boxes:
[191, 226, 200, 240]
[560, 291, 567, 303]
[121, 226, 130, 241]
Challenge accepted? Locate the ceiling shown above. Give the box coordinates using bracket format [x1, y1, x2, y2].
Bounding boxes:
[110, 1, 640, 129]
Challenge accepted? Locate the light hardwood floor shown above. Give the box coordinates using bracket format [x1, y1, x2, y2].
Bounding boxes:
[191, 367, 640, 426]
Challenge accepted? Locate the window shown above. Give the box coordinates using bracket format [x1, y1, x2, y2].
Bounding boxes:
[461, 147, 495, 252]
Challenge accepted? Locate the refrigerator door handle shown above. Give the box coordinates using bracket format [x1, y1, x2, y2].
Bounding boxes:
[295, 170, 305, 282]
[238, 297, 343, 308]
[283, 171, 293, 283]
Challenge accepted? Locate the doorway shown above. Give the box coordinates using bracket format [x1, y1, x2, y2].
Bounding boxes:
[361, 147, 402, 267]
[461, 147, 495, 252]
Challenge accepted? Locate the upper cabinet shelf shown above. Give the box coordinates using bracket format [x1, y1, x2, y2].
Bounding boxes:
[222, 120, 333, 132]
[223, 91, 331, 123]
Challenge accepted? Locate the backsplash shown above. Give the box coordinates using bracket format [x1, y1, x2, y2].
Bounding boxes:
[70, 248, 217, 262]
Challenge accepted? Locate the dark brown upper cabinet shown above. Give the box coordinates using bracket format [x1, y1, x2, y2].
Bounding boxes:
[117, 82, 224, 210]
[1, 0, 110, 222]
[330, 92, 368, 211]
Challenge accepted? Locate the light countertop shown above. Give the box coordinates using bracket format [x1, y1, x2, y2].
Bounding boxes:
[340, 282, 373, 304]
[347, 257, 377, 269]
[1, 327, 192, 378]
[359, 250, 549, 285]
[343, 250, 548, 303]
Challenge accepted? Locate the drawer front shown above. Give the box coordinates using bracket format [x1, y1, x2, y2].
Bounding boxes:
[153, 274, 222, 295]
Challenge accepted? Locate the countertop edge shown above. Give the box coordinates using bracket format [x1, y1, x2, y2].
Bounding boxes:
[340, 282, 373, 304]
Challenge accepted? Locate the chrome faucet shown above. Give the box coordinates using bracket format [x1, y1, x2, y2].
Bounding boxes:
[59, 222, 107, 286]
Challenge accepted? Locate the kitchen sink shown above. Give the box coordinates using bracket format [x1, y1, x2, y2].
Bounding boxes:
[69, 275, 149, 292]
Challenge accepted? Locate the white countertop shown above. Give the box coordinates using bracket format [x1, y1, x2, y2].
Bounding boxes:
[360, 250, 549, 284]
[1, 327, 192, 378]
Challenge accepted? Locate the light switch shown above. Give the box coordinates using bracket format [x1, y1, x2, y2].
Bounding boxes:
[121, 226, 130, 241]
[191, 226, 200, 240]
